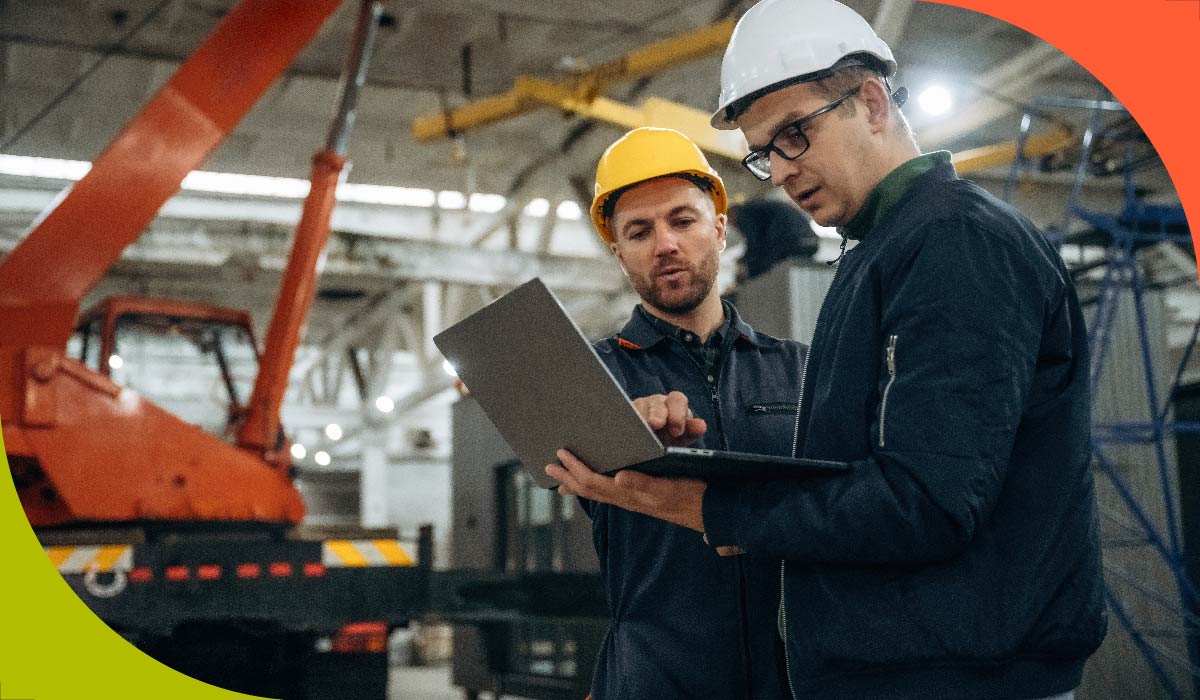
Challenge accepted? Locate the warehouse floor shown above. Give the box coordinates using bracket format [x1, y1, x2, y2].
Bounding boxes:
[390, 666, 462, 700]
[389, 665, 537, 700]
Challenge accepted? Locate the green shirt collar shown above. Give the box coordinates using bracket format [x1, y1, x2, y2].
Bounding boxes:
[839, 151, 953, 241]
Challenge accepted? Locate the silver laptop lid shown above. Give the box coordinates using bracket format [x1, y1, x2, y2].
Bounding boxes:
[433, 278, 666, 489]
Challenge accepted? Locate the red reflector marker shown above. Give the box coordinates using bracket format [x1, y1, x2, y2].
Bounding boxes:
[331, 622, 389, 654]
[236, 563, 261, 579]
[198, 565, 222, 580]
[165, 565, 189, 581]
[303, 562, 326, 578]
[268, 562, 293, 577]
[129, 567, 153, 583]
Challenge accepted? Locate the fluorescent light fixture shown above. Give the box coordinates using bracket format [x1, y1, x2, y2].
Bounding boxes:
[442, 359, 457, 377]
[0, 155, 534, 217]
[313, 450, 331, 466]
[917, 85, 953, 117]
[324, 423, 344, 441]
[556, 201, 582, 220]
[437, 190, 467, 209]
[290, 443, 307, 460]
[338, 183, 436, 207]
[107, 354, 124, 370]
[182, 170, 310, 198]
[375, 396, 395, 413]
[0, 154, 91, 180]
[524, 198, 550, 217]
[468, 193, 506, 213]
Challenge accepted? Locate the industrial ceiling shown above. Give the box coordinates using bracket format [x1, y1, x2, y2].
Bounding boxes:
[0, 0, 1189, 487]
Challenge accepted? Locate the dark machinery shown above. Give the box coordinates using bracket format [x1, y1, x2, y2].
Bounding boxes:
[449, 398, 607, 700]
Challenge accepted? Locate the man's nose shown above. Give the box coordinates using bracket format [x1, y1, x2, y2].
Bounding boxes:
[653, 225, 681, 255]
[770, 152, 801, 187]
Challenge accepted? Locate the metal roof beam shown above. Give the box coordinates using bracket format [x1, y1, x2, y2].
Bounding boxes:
[872, 0, 917, 47]
[0, 214, 622, 295]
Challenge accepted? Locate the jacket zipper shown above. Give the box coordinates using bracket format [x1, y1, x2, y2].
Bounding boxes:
[779, 560, 796, 700]
[747, 402, 798, 415]
[879, 334, 898, 448]
[789, 355, 809, 459]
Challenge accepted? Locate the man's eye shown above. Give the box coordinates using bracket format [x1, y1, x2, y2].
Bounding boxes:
[775, 124, 805, 149]
[629, 230, 649, 240]
[675, 218, 696, 228]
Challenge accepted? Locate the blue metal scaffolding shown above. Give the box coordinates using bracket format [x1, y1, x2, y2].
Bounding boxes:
[1006, 93, 1200, 697]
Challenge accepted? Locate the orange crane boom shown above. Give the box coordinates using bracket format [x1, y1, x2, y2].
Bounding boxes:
[0, 0, 345, 527]
[0, 0, 342, 345]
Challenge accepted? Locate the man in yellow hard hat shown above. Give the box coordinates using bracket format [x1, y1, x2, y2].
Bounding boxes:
[551, 2, 1105, 700]
[553, 126, 804, 699]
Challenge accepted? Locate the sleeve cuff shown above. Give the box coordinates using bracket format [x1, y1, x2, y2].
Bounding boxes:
[701, 480, 744, 549]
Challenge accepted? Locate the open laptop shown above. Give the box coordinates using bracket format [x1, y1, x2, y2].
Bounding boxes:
[433, 277, 849, 490]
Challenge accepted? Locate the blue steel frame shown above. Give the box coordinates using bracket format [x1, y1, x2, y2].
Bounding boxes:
[1005, 93, 1200, 697]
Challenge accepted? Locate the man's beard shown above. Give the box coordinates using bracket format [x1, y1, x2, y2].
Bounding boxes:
[631, 244, 720, 315]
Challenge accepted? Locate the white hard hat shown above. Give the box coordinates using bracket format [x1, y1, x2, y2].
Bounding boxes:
[711, 0, 897, 130]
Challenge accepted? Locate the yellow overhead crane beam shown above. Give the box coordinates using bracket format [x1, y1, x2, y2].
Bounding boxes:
[412, 18, 736, 142]
[950, 126, 1075, 175]
[477, 76, 750, 161]
[413, 17, 1073, 176]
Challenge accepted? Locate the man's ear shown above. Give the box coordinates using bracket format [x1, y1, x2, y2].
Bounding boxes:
[715, 212, 728, 251]
[861, 78, 892, 135]
[611, 241, 629, 275]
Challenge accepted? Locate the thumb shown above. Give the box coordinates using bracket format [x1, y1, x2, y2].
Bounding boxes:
[613, 469, 653, 489]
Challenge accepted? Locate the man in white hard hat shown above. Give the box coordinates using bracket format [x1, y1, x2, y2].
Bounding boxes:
[548, 2, 1107, 699]
[569, 126, 807, 699]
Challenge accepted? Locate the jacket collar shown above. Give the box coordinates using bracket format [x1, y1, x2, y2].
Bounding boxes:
[616, 301, 771, 350]
[840, 151, 956, 242]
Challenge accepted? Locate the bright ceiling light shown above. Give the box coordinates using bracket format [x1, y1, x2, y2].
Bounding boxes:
[375, 396, 395, 413]
[468, 193, 507, 213]
[324, 423, 343, 441]
[313, 450, 331, 466]
[107, 354, 124, 370]
[442, 359, 458, 377]
[437, 190, 467, 209]
[556, 201, 582, 220]
[917, 85, 953, 117]
[524, 198, 550, 217]
[290, 443, 307, 460]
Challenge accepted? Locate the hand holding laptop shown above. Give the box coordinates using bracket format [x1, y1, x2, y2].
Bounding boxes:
[546, 447, 708, 533]
[547, 389, 706, 529]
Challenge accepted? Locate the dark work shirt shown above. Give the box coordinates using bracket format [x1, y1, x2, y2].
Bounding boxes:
[636, 302, 734, 386]
[584, 303, 807, 700]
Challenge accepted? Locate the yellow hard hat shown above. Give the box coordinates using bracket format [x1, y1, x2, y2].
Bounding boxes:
[590, 127, 727, 245]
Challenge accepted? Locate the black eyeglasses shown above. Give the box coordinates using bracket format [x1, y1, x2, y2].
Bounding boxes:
[741, 86, 861, 181]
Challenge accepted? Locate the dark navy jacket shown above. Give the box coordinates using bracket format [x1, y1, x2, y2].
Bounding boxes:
[704, 162, 1107, 700]
[583, 303, 806, 700]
